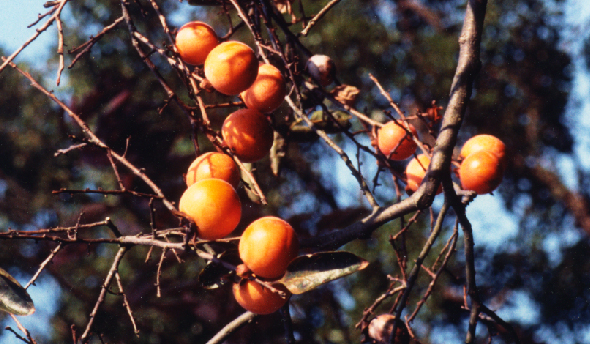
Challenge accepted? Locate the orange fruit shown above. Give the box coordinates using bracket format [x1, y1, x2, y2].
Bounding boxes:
[232, 279, 290, 314]
[458, 150, 503, 195]
[204, 41, 259, 95]
[460, 134, 506, 162]
[405, 154, 442, 194]
[175, 21, 219, 65]
[377, 121, 418, 160]
[240, 63, 287, 113]
[222, 108, 274, 163]
[178, 179, 241, 240]
[185, 152, 241, 188]
[238, 216, 298, 279]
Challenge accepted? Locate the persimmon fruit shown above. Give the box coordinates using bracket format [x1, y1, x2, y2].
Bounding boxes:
[185, 152, 241, 188]
[306, 55, 335, 87]
[377, 121, 418, 160]
[222, 108, 274, 163]
[238, 216, 298, 279]
[175, 21, 219, 65]
[460, 134, 506, 162]
[405, 154, 441, 194]
[458, 150, 504, 195]
[179, 179, 241, 240]
[240, 63, 286, 113]
[232, 279, 290, 314]
[204, 41, 259, 95]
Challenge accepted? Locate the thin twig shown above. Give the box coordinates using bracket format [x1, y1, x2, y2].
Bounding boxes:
[4, 59, 176, 211]
[156, 248, 166, 297]
[299, 0, 342, 36]
[79, 246, 128, 342]
[0, 0, 70, 75]
[55, 12, 65, 85]
[115, 272, 139, 336]
[68, 16, 125, 69]
[286, 97, 379, 209]
[205, 311, 257, 344]
[390, 202, 449, 337]
[25, 243, 63, 289]
[9, 314, 37, 344]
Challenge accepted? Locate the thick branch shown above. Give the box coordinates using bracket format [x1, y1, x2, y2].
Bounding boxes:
[301, 0, 488, 251]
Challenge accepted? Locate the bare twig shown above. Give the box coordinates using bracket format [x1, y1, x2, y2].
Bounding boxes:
[0, 0, 70, 75]
[299, 0, 342, 36]
[9, 314, 37, 344]
[55, 12, 65, 85]
[79, 247, 128, 342]
[25, 243, 63, 289]
[205, 311, 257, 344]
[390, 201, 449, 337]
[286, 97, 379, 209]
[68, 16, 125, 69]
[4, 58, 176, 211]
[115, 272, 139, 336]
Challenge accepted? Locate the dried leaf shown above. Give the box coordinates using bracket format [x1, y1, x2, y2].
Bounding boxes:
[0, 268, 35, 316]
[279, 251, 368, 294]
[330, 85, 360, 108]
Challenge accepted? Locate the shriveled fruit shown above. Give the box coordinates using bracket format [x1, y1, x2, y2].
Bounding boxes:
[185, 152, 240, 188]
[306, 55, 335, 87]
[458, 150, 503, 195]
[405, 154, 441, 194]
[240, 63, 286, 113]
[232, 279, 290, 314]
[204, 41, 259, 95]
[367, 314, 410, 344]
[222, 108, 274, 163]
[377, 121, 418, 160]
[179, 179, 241, 240]
[175, 21, 219, 65]
[239, 216, 298, 279]
[460, 134, 506, 162]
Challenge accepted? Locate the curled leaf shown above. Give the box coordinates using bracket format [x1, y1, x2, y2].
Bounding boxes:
[279, 251, 368, 294]
[330, 85, 360, 108]
[0, 268, 35, 316]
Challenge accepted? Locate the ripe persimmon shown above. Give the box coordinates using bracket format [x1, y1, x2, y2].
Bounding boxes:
[405, 154, 441, 194]
[458, 150, 503, 195]
[377, 121, 418, 160]
[240, 63, 286, 113]
[185, 152, 241, 188]
[460, 134, 506, 162]
[222, 108, 274, 163]
[204, 41, 259, 95]
[232, 279, 290, 314]
[179, 179, 241, 240]
[175, 21, 219, 65]
[238, 216, 298, 279]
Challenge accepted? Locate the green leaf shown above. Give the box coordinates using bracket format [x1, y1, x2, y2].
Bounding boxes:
[279, 251, 368, 294]
[0, 268, 35, 316]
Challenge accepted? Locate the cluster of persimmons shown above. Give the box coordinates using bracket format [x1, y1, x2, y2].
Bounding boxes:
[377, 120, 505, 196]
[176, 21, 297, 314]
[174, 19, 505, 315]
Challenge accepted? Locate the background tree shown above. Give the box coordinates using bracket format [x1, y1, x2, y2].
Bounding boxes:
[0, 0, 589, 343]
